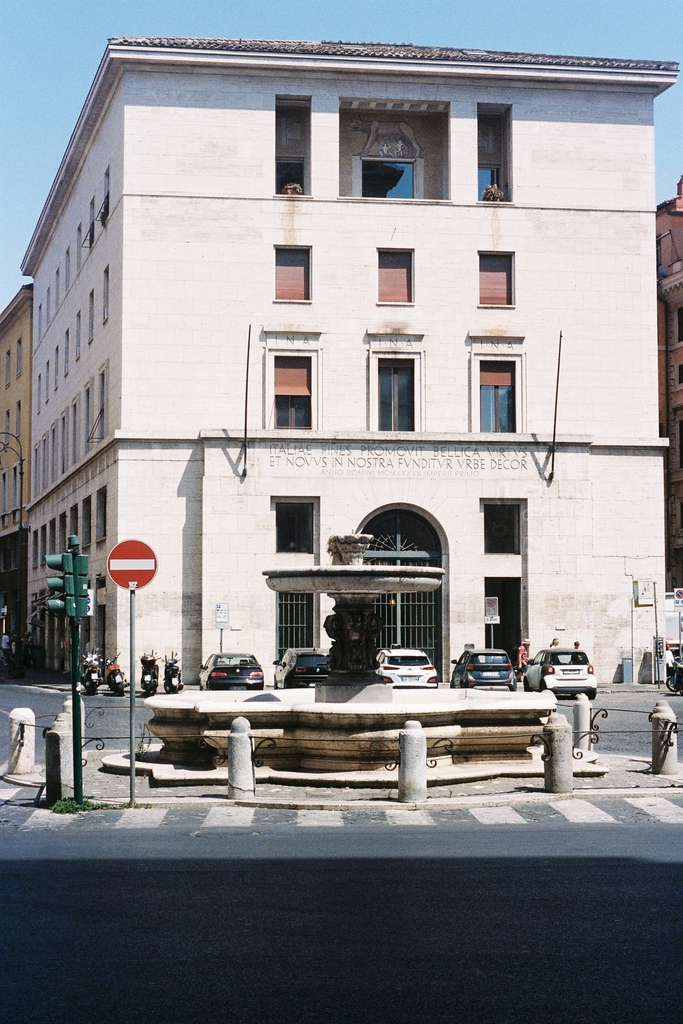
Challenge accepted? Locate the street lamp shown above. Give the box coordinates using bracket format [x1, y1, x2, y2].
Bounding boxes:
[0, 431, 25, 659]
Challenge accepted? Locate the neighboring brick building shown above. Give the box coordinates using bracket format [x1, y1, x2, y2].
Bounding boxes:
[657, 176, 683, 587]
[0, 284, 32, 637]
[20, 38, 677, 681]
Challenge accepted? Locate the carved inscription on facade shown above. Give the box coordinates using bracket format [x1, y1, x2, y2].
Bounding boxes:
[264, 442, 534, 478]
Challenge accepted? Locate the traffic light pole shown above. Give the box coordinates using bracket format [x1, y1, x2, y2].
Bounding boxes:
[129, 583, 136, 806]
[70, 615, 83, 803]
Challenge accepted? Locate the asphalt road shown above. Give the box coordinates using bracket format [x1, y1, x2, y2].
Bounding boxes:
[557, 690, 675, 757]
[1, 800, 683, 1024]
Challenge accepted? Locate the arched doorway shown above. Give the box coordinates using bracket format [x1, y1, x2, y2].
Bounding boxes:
[362, 509, 442, 673]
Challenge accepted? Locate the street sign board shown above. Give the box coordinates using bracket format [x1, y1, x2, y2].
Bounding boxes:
[215, 603, 229, 628]
[675, 589, 683, 609]
[86, 588, 95, 616]
[484, 596, 500, 625]
[107, 540, 157, 590]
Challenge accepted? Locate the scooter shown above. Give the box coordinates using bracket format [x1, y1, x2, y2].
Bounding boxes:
[140, 651, 159, 696]
[163, 652, 183, 694]
[82, 650, 103, 696]
[667, 659, 683, 695]
[105, 654, 126, 696]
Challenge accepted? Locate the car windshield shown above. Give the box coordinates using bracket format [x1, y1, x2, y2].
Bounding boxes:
[296, 655, 330, 668]
[550, 652, 589, 665]
[213, 655, 258, 668]
[386, 656, 430, 666]
[471, 654, 508, 665]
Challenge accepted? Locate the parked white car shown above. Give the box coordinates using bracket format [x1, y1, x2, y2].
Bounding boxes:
[524, 648, 596, 700]
[375, 646, 438, 688]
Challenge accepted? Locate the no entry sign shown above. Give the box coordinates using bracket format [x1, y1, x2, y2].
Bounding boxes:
[107, 539, 157, 590]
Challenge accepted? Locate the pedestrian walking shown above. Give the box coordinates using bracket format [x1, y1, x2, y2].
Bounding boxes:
[2, 631, 10, 666]
[549, 638, 560, 648]
[573, 640, 581, 650]
[516, 638, 530, 685]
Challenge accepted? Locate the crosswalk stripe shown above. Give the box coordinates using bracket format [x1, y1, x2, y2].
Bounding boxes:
[469, 806, 527, 824]
[20, 809, 76, 829]
[114, 808, 167, 829]
[625, 797, 683, 822]
[550, 800, 617, 823]
[297, 810, 344, 827]
[385, 809, 435, 826]
[202, 807, 255, 828]
[0, 787, 19, 802]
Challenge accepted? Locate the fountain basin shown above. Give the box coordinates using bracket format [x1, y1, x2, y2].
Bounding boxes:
[264, 565, 444, 594]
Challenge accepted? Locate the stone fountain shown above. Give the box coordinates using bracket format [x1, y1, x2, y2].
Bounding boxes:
[263, 534, 444, 703]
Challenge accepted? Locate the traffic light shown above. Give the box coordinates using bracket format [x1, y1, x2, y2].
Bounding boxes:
[46, 552, 75, 616]
[73, 553, 89, 618]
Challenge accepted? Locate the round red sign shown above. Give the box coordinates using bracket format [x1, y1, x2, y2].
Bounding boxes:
[107, 539, 158, 590]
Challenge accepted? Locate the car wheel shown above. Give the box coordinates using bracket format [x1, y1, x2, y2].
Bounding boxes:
[587, 689, 597, 701]
[523, 678, 530, 691]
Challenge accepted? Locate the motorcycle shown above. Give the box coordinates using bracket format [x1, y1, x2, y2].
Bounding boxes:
[105, 653, 126, 696]
[163, 652, 183, 694]
[667, 659, 683, 695]
[140, 651, 159, 696]
[82, 649, 103, 696]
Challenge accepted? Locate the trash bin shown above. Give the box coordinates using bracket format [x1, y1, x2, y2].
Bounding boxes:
[621, 655, 633, 684]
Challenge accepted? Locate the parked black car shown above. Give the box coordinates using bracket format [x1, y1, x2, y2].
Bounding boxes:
[274, 648, 330, 688]
[450, 648, 517, 691]
[198, 653, 264, 691]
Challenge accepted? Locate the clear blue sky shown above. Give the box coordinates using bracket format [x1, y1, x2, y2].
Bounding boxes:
[1, 0, 681, 310]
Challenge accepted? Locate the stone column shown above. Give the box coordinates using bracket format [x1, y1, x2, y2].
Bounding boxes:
[651, 700, 679, 776]
[573, 693, 592, 752]
[8, 708, 35, 775]
[398, 720, 427, 803]
[542, 711, 573, 793]
[228, 717, 255, 800]
[45, 713, 74, 806]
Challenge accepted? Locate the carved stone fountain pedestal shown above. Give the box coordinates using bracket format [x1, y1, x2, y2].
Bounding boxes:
[264, 534, 444, 703]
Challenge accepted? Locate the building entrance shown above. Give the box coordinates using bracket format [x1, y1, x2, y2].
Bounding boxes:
[362, 509, 442, 674]
[484, 577, 521, 663]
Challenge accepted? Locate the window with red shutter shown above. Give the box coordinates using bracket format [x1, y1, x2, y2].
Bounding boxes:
[275, 249, 310, 301]
[378, 251, 413, 303]
[480, 361, 516, 433]
[274, 357, 312, 429]
[479, 254, 513, 305]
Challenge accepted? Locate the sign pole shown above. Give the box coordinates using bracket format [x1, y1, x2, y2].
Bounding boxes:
[70, 614, 83, 804]
[219, 627, 223, 653]
[129, 582, 136, 806]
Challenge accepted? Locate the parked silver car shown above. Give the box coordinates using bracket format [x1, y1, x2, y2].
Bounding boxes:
[524, 648, 596, 700]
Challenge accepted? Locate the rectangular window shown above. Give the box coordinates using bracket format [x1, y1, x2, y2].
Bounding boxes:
[276, 502, 314, 553]
[362, 160, 414, 199]
[96, 487, 107, 540]
[48, 518, 56, 556]
[12, 465, 18, 509]
[15, 401, 20, 437]
[60, 415, 66, 475]
[478, 105, 511, 201]
[480, 361, 516, 433]
[32, 446, 38, 499]
[84, 385, 91, 444]
[484, 504, 520, 554]
[32, 530, 38, 569]
[50, 427, 56, 483]
[88, 198, 95, 247]
[275, 99, 310, 195]
[2, 471, 8, 514]
[98, 369, 106, 439]
[41, 437, 47, 491]
[103, 266, 109, 321]
[65, 248, 70, 291]
[76, 311, 81, 359]
[679, 421, 683, 470]
[679, 364, 683, 386]
[76, 224, 82, 268]
[58, 512, 67, 553]
[102, 168, 110, 225]
[55, 268, 60, 308]
[46, 286, 51, 322]
[37, 374, 41, 412]
[4, 410, 9, 437]
[40, 524, 47, 565]
[274, 357, 311, 428]
[69, 504, 78, 538]
[479, 254, 513, 305]
[88, 290, 94, 342]
[275, 248, 310, 301]
[678, 308, 683, 343]
[63, 330, 69, 376]
[45, 362, 49, 403]
[71, 401, 79, 463]
[4, 350, 9, 387]
[16, 338, 21, 376]
[82, 496, 91, 546]
[38, 304, 42, 338]
[54, 346, 59, 388]
[277, 592, 313, 661]
[378, 251, 413, 303]
[378, 360, 414, 431]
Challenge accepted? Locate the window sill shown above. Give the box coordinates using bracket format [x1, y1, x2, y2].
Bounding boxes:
[477, 305, 516, 310]
[376, 302, 414, 308]
[273, 194, 312, 199]
[477, 201, 515, 207]
[272, 300, 312, 305]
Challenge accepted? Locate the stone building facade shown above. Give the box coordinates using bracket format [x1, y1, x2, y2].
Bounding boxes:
[0, 285, 32, 638]
[21, 38, 677, 682]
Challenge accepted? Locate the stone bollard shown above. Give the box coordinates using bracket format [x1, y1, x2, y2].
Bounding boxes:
[398, 720, 427, 803]
[228, 717, 255, 800]
[542, 711, 574, 793]
[573, 693, 592, 752]
[8, 708, 35, 775]
[45, 713, 74, 806]
[63, 696, 85, 735]
[651, 700, 679, 776]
